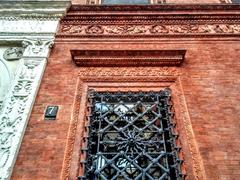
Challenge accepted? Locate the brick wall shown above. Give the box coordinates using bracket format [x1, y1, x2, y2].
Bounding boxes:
[11, 40, 240, 180]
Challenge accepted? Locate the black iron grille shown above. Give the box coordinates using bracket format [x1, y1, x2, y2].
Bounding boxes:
[79, 90, 184, 180]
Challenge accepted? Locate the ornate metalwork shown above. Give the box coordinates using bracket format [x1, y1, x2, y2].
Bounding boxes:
[79, 90, 184, 180]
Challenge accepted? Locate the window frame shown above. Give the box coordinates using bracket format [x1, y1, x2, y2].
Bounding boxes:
[60, 74, 205, 180]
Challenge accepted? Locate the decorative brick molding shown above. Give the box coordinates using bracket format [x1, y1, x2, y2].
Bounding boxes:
[60, 67, 206, 180]
[71, 50, 186, 66]
[57, 4, 240, 39]
[60, 24, 240, 37]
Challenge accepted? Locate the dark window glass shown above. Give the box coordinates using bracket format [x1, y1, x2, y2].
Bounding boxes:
[232, 0, 240, 3]
[79, 90, 184, 180]
[102, 0, 149, 4]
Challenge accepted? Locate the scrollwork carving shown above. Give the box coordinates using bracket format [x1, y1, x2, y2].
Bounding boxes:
[61, 25, 83, 34]
[0, 59, 11, 113]
[0, 38, 53, 179]
[58, 24, 240, 37]
[150, 25, 169, 34]
[22, 39, 54, 57]
[85, 25, 104, 34]
[105, 25, 148, 34]
[3, 47, 24, 61]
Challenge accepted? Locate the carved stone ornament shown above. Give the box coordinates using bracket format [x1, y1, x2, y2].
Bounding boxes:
[3, 47, 24, 61]
[22, 39, 54, 58]
[0, 1, 69, 179]
[57, 4, 240, 39]
[58, 24, 240, 37]
[0, 39, 53, 180]
[0, 59, 10, 113]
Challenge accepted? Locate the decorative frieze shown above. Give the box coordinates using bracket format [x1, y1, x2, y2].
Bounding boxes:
[58, 24, 240, 37]
[57, 4, 240, 39]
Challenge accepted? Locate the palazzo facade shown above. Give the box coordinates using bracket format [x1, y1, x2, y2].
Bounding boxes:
[0, 0, 239, 180]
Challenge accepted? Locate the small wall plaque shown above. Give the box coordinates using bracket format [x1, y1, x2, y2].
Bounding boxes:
[45, 106, 59, 120]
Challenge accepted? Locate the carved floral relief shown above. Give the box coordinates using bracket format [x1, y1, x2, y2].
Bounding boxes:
[0, 47, 23, 113]
[85, 25, 104, 34]
[0, 39, 53, 179]
[58, 24, 240, 36]
[0, 59, 41, 177]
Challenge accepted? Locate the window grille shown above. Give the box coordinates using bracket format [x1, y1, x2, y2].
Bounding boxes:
[79, 90, 184, 180]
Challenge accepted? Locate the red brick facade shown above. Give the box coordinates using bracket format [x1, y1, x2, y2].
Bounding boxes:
[12, 4, 240, 180]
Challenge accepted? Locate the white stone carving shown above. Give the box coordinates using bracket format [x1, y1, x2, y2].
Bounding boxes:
[0, 59, 11, 112]
[0, 20, 59, 35]
[22, 39, 54, 58]
[3, 47, 24, 61]
[0, 39, 53, 180]
[0, 1, 70, 178]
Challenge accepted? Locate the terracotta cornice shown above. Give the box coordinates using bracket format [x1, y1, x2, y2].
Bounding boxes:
[71, 50, 186, 67]
[57, 4, 240, 39]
